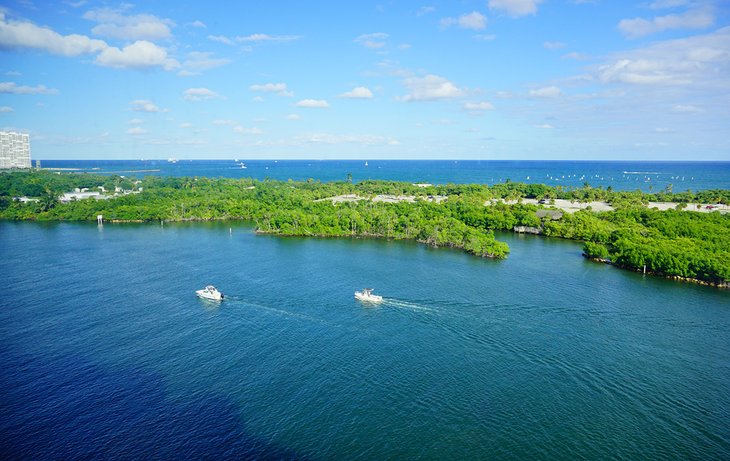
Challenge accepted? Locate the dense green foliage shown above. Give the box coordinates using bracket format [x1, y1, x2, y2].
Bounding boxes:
[1, 171, 728, 284]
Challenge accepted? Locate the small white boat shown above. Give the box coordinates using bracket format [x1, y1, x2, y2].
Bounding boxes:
[355, 288, 383, 303]
[196, 285, 224, 301]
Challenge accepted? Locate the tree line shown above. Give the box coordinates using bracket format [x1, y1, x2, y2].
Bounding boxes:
[1, 171, 727, 285]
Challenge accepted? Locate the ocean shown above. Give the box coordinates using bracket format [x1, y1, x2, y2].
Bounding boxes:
[1, 221, 728, 460]
[39, 159, 730, 192]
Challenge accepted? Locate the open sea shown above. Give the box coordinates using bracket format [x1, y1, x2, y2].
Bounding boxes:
[1, 220, 728, 460]
[40, 159, 730, 192]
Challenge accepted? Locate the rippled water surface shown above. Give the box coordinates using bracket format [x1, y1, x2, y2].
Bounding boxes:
[1, 222, 728, 459]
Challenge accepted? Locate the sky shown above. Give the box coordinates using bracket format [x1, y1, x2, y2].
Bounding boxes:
[0, 0, 729, 160]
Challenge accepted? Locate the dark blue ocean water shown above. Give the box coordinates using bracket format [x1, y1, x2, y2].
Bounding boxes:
[40, 159, 730, 192]
[1, 221, 728, 460]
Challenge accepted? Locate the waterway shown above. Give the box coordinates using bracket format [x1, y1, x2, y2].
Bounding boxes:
[0, 221, 728, 459]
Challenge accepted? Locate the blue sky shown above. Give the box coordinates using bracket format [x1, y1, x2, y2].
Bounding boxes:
[1, 0, 728, 160]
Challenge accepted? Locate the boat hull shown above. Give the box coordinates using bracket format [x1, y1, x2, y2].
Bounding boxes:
[354, 292, 383, 303]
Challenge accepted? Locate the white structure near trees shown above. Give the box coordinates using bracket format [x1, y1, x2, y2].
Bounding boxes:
[0, 131, 31, 169]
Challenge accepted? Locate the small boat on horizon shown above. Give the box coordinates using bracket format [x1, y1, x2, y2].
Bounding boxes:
[355, 288, 382, 303]
[196, 285, 224, 301]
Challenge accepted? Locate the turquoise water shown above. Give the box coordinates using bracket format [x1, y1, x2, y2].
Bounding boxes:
[1, 221, 728, 459]
[41, 159, 730, 192]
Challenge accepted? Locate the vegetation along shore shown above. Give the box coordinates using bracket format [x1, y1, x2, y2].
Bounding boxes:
[1, 171, 728, 287]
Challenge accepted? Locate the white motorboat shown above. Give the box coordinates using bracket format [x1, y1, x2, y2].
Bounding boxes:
[196, 285, 224, 301]
[354, 288, 383, 303]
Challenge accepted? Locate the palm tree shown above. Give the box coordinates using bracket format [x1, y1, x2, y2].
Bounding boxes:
[39, 188, 60, 212]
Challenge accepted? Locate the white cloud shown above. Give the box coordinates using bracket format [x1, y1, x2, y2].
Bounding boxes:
[295, 99, 330, 108]
[183, 87, 220, 101]
[488, 0, 543, 17]
[0, 11, 107, 56]
[130, 99, 163, 112]
[127, 126, 147, 135]
[339, 86, 374, 99]
[95, 40, 179, 70]
[595, 27, 730, 86]
[562, 52, 590, 60]
[250, 82, 293, 97]
[234, 126, 263, 135]
[212, 119, 237, 126]
[417, 6, 436, 16]
[286, 114, 301, 120]
[355, 32, 388, 49]
[299, 133, 400, 145]
[0, 82, 58, 94]
[535, 123, 554, 129]
[464, 101, 494, 111]
[190, 20, 206, 28]
[671, 104, 703, 113]
[179, 122, 193, 128]
[235, 33, 300, 43]
[181, 51, 230, 73]
[441, 11, 487, 30]
[649, 0, 690, 9]
[618, 9, 714, 39]
[83, 8, 174, 41]
[543, 41, 566, 50]
[654, 127, 675, 133]
[529, 86, 562, 97]
[401, 74, 465, 101]
[128, 118, 144, 125]
[474, 34, 497, 41]
[208, 35, 234, 45]
[0, 106, 13, 113]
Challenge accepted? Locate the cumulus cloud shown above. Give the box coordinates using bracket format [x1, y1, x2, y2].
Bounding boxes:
[127, 126, 147, 135]
[183, 87, 220, 101]
[488, 0, 543, 17]
[0, 11, 106, 56]
[190, 20, 206, 29]
[671, 104, 703, 113]
[236, 33, 300, 43]
[130, 99, 163, 112]
[181, 51, 230, 74]
[618, 8, 715, 39]
[535, 123, 554, 129]
[0, 82, 58, 94]
[250, 82, 293, 97]
[401, 74, 465, 101]
[212, 119, 237, 126]
[543, 41, 566, 50]
[127, 118, 144, 125]
[0, 106, 13, 113]
[594, 26, 730, 86]
[441, 11, 487, 30]
[339, 86, 374, 99]
[464, 101, 494, 111]
[95, 40, 179, 70]
[234, 126, 263, 135]
[355, 33, 388, 49]
[83, 8, 174, 41]
[300, 133, 400, 145]
[529, 86, 562, 97]
[0, 11, 180, 72]
[208, 34, 234, 45]
[286, 114, 301, 120]
[295, 99, 329, 108]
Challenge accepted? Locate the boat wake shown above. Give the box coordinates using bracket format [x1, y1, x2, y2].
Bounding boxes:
[223, 296, 331, 325]
[382, 298, 438, 313]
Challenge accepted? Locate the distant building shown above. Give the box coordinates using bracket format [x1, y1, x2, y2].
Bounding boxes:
[0, 131, 31, 169]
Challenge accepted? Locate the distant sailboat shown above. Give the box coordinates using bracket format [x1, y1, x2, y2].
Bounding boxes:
[365, 161, 369, 167]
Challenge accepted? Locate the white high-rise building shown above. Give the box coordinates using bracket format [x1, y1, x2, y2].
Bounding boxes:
[0, 131, 32, 169]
